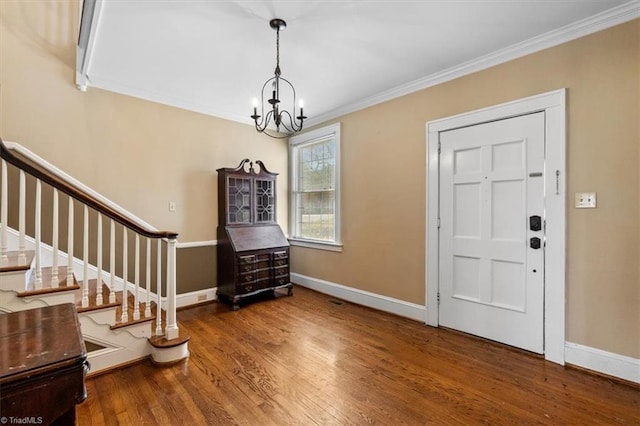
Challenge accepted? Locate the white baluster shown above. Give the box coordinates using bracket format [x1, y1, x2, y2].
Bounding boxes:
[67, 198, 74, 285]
[155, 238, 162, 336]
[133, 234, 140, 321]
[109, 219, 116, 303]
[51, 189, 59, 286]
[165, 237, 178, 340]
[81, 206, 89, 307]
[0, 159, 7, 262]
[145, 237, 151, 318]
[34, 179, 42, 288]
[96, 214, 103, 305]
[121, 228, 128, 323]
[18, 170, 26, 264]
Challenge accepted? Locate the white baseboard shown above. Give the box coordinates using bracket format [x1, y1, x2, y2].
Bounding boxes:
[565, 342, 640, 384]
[176, 287, 217, 308]
[291, 272, 426, 322]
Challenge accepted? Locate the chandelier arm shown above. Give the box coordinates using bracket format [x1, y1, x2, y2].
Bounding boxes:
[278, 110, 303, 133]
[255, 109, 275, 133]
[261, 130, 291, 139]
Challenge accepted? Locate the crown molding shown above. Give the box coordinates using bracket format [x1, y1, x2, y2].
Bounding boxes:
[306, 0, 640, 127]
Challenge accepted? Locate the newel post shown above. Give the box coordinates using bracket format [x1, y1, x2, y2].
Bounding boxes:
[165, 237, 179, 340]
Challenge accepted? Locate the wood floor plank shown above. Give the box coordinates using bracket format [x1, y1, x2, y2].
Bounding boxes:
[76, 286, 640, 424]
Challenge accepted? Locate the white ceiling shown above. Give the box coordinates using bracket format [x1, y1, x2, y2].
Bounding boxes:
[79, 0, 637, 130]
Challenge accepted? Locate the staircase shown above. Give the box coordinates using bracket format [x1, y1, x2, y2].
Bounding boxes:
[0, 139, 190, 375]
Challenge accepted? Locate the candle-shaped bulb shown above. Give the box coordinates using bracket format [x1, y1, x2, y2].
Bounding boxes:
[251, 98, 258, 119]
[299, 99, 304, 109]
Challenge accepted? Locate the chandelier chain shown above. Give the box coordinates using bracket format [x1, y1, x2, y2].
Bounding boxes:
[275, 27, 280, 75]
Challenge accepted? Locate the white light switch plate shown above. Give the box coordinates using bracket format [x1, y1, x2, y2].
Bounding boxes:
[575, 192, 596, 208]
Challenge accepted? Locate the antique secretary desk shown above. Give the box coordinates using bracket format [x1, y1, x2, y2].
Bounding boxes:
[216, 159, 292, 310]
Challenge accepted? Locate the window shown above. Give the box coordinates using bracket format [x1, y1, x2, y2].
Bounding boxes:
[289, 123, 341, 251]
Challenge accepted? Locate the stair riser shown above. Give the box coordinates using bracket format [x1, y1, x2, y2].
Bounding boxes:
[0, 290, 47, 311]
[21, 291, 76, 305]
[80, 307, 118, 326]
[111, 321, 153, 339]
[0, 270, 29, 292]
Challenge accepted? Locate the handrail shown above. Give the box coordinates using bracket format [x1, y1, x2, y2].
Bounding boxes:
[0, 138, 178, 239]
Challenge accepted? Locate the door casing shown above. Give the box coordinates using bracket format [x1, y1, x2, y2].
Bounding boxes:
[425, 89, 566, 365]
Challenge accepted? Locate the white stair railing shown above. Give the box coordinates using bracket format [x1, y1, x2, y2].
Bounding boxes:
[0, 139, 181, 342]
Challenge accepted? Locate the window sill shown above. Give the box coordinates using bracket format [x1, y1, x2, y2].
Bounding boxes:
[288, 238, 343, 252]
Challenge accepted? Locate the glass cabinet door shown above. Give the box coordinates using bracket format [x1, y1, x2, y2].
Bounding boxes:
[227, 177, 252, 224]
[255, 179, 275, 223]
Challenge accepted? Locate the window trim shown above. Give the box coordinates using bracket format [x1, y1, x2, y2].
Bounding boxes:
[288, 122, 342, 251]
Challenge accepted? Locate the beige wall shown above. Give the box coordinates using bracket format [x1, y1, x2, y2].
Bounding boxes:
[0, 1, 289, 244]
[292, 20, 640, 359]
[1, 2, 638, 359]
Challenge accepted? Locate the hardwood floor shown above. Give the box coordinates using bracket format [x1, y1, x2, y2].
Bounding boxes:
[77, 286, 639, 425]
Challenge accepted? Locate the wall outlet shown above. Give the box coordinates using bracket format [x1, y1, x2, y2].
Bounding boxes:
[575, 192, 596, 208]
[197, 294, 207, 302]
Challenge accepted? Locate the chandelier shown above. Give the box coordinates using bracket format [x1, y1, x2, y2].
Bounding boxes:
[251, 18, 306, 139]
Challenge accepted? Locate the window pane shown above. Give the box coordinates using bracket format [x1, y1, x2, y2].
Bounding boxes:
[299, 140, 335, 192]
[298, 190, 335, 241]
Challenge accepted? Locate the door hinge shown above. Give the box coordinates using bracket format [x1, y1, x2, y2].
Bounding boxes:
[437, 217, 441, 229]
[438, 141, 441, 154]
[437, 292, 440, 305]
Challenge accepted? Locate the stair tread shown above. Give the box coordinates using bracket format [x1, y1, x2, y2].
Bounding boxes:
[148, 333, 191, 349]
[111, 289, 157, 330]
[19, 266, 80, 296]
[75, 279, 120, 313]
[0, 250, 35, 272]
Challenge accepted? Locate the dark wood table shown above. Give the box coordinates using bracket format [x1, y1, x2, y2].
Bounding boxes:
[0, 304, 88, 425]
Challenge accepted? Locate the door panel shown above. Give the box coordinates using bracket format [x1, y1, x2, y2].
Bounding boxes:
[439, 112, 545, 353]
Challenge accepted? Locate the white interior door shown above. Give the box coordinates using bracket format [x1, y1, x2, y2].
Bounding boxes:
[439, 112, 545, 353]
